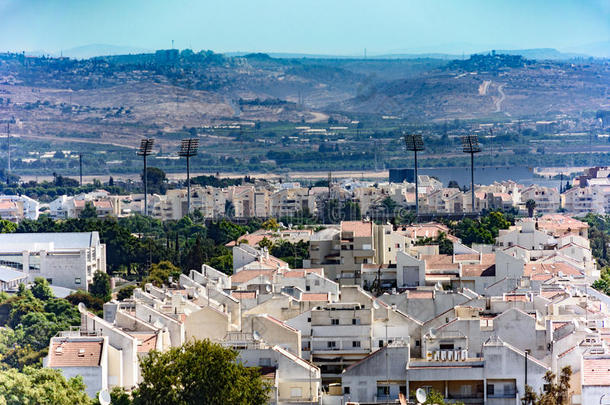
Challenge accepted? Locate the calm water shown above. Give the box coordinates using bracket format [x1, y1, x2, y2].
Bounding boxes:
[418, 166, 564, 188]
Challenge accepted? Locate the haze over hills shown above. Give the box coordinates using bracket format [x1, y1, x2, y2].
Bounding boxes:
[0, 49, 607, 151]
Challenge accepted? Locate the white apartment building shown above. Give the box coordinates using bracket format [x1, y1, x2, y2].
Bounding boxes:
[0, 195, 39, 221]
[0, 232, 106, 291]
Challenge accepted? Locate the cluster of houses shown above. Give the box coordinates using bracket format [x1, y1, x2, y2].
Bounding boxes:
[40, 214, 610, 404]
[0, 175, 566, 223]
[5, 166, 610, 223]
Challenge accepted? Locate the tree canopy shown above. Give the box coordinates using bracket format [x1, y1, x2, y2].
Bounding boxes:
[132, 339, 269, 405]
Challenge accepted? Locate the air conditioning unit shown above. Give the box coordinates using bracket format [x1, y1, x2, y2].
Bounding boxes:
[454, 350, 461, 361]
[461, 349, 468, 361]
[426, 351, 432, 360]
[447, 350, 453, 361]
[441, 350, 447, 361]
[434, 351, 440, 361]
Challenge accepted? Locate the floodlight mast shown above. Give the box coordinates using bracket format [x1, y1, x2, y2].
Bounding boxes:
[178, 138, 199, 216]
[405, 134, 424, 219]
[461, 135, 481, 213]
[137, 138, 155, 216]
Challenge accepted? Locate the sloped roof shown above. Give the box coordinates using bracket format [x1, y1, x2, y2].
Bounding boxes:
[48, 340, 103, 367]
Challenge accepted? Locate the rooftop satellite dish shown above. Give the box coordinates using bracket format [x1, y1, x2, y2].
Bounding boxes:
[372, 300, 380, 310]
[253, 330, 261, 341]
[429, 328, 437, 338]
[415, 388, 427, 404]
[98, 389, 111, 405]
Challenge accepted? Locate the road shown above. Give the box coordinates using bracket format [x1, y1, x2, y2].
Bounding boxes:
[494, 84, 506, 112]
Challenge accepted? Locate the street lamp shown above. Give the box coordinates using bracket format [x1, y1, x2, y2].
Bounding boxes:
[137, 138, 155, 216]
[461, 135, 481, 213]
[404, 134, 424, 219]
[178, 138, 199, 216]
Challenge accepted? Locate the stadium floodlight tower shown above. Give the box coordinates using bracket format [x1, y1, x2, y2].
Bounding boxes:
[137, 138, 155, 216]
[404, 133, 425, 218]
[461, 135, 481, 213]
[178, 138, 199, 216]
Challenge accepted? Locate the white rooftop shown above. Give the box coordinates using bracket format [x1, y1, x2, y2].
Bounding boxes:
[0, 232, 100, 252]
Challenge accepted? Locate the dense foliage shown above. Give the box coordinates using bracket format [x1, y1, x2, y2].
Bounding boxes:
[132, 340, 270, 405]
[0, 367, 92, 405]
[449, 211, 512, 245]
[0, 280, 80, 369]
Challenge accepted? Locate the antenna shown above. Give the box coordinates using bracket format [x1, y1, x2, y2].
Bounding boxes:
[98, 389, 111, 405]
[137, 138, 155, 216]
[415, 388, 427, 404]
[404, 133, 424, 219]
[178, 138, 199, 216]
[461, 135, 481, 213]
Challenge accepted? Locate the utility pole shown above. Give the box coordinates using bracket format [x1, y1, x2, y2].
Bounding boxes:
[405, 133, 424, 219]
[178, 138, 199, 216]
[79, 153, 83, 186]
[462, 135, 481, 213]
[137, 138, 155, 216]
[6, 122, 10, 185]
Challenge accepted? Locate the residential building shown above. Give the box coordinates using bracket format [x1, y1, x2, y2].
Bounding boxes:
[0, 232, 106, 291]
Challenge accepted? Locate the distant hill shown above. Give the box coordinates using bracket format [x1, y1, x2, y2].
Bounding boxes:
[57, 44, 152, 59]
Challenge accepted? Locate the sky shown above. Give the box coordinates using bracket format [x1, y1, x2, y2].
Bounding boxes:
[0, 0, 608, 56]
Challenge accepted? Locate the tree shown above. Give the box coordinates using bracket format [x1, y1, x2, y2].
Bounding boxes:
[79, 202, 97, 219]
[257, 237, 273, 250]
[0, 367, 92, 404]
[132, 339, 269, 405]
[261, 218, 280, 231]
[89, 271, 112, 302]
[448, 180, 460, 189]
[117, 285, 136, 301]
[31, 277, 54, 301]
[141, 167, 167, 195]
[0, 219, 16, 233]
[521, 366, 572, 405]
[526, 199, 536, 218]
[143, 261, 182, 288]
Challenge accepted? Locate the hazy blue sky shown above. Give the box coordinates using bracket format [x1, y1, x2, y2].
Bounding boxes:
[1, 0, 608, 55]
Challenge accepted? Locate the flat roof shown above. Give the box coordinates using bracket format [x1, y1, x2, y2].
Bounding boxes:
[0, 232, 100, 251]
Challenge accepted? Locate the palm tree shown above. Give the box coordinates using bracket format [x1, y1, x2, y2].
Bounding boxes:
[526, 199, 536, 218]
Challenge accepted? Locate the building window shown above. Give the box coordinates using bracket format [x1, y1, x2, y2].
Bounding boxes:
[327, 341, 336, 348]
[331, 319, 339, 325]
[344, 387, 350, 395]
[290, 388, 302, 398]
[306, 285, 311, 291]
[379, 340, 384, 347]
[415, 340, 420, 347]
[307, 317, 311, 323]
[352, 318, 360, 325]
[352, 341, 361, 348]
[440, 343, 454, 350]
[74, 278, 81, 285]
[377, 386, 390, 397]
[487, 384, 494, 396]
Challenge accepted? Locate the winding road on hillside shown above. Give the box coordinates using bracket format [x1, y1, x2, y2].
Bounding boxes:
[495, 84, 506, 112]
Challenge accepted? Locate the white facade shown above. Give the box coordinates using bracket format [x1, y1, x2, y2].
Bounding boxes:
[0, 232, 106, 291]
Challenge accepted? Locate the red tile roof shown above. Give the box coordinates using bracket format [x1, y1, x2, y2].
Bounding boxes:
[48, 340, 103, 367]
[230, 269, 275, 284]
[407, 291, 434, 299]
[582, 358, 610, 386]
[300, 293, 330, 301]
[232, 291, 257, 300]
[341, 221, 372, 237]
